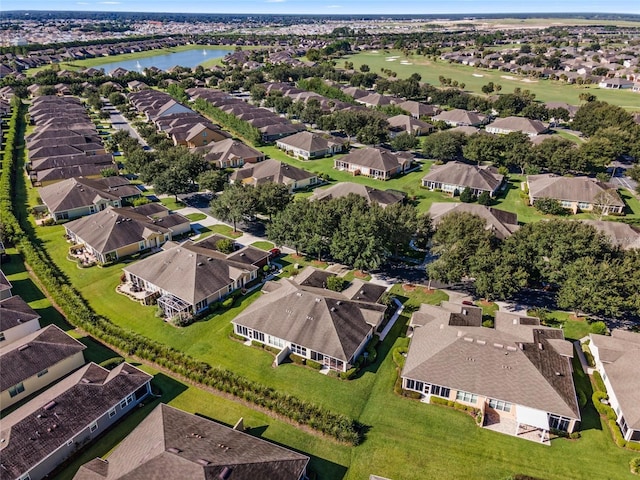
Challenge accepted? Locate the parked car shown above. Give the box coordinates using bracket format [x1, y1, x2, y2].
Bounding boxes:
[269, 248, 281, 259]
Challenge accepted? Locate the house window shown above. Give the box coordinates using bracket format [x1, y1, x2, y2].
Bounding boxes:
[0, 332, 5, 342]
[8, 382, 25, 398]
[139, 241, 146, 250]
[268, 335, 284, 348]
[548, 415, 570, 432]
[108, 408, 117, 418]
[236, 325, 248, 337]
[310, 350, 323, 361]
[252, 331, 265, 342]
[430, 384, 450, 399]
[456, 391, 478, 404]
[488, 398, 512, 412]
[89, 422, 98, 433]
[291, 344, 307, 356]
[405, 378, 424, 393]
[37, 369, 48, 377]
[120, 394, 134, 409]
[18, 474, 31, 480]
[66, 439, 74, 446]
[577, 202, 591, 210]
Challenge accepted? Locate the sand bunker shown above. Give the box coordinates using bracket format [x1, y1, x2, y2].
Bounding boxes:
[400, 61, 413, 65]
[501, 75, 516, 80]
[472, 73, 484, 77]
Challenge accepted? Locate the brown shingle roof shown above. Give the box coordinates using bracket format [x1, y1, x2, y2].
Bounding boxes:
[0, 295, 41, 333]
[403, 306, 580, 419]
[428, 203, 519, 240]
[527, 174, 624, 206]
[310, 182, 404, 207]
[422, 161, 504, 193]
[73, 404, 309, 480]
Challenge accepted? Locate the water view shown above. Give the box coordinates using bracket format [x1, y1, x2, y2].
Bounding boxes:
[93, 47, 233, 74]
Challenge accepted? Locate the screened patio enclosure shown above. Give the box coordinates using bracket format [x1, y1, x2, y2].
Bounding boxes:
[157, 293, 192, 319]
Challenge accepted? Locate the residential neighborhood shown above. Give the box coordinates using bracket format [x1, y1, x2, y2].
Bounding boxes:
[1, 9, 640, 480]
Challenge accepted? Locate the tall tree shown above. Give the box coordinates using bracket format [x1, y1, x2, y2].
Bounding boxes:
[255, 182, 293, 221]
[209, 183, 256, 232]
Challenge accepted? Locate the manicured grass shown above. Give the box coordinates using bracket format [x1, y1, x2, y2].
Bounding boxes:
[261, 146, 456, 213]
[342, 50, 640, 109]
[159, 196, 186, 211]
[492, 176, 546, 224]
[250, 240, 275, 251]
[476, 299, 499, 317]
[185, 212, 208, 222]
[528, 310, 593, 341]
[389, 283, 449, 310]
[202, 223, 244, 238]
[343, 270, 372, 282]
[277, 253, 328, 278]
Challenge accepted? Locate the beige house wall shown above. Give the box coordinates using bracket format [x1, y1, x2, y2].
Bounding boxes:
[1, 351, 85, 410]
[1, 317, 41, 345]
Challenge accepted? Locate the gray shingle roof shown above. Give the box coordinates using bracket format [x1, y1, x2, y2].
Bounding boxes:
[428, 203, 519, 240]
[0, 295, 41, 333]
[339, 147, 413, 173]
[487, 116, 548, 135]
[423, 161, 504, 192]
[73, 404, 309, 480]
[64, 206, 188, 255]
[123, 243, 256, 305]
[0, 324, 86, 392]
[0, 363, 151, 480]
[432, 109, 486, 126]
[276, 131, 344, 154]
[403, 307, 580, 419]
[233, 278, 385, 362]
[229, 159, 316, 187]
[39, 177, 140, 214]
[590, 330, 640, 429]
[527, 174, 624, 206]
[581, 220, 640, 250]
[310, 182, 404, 207]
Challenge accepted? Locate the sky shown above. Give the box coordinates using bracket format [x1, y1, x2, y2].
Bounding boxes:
[2, 0, 639, 15]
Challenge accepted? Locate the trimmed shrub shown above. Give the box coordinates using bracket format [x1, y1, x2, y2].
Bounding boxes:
[222, 297, 234, 308]
[326, 276, 347, 292]
[290, 353, 306, 365]
[306, 359, 323, 370]
[631, 457, 640, 475]
[610, 419, 627, 447]
[229, 331, 246, 342]
[339, 367, 358, 380]
[577, 390, 587, 409]
[402, 389, 422, 399]
[99, 356, 125, 369]
[592, 391, 617, 421]
[592, 371, 607, 393]
[264, 345, 281, 355]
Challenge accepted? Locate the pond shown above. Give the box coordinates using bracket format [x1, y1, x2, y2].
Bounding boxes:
[93, 47, 233, 74]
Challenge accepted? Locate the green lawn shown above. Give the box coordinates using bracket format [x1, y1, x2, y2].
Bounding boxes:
[277, 253, 329, 278]
[185, 212, 208, 222]
[388, 283, 449, 311]
[250, 240, 275, 251]
[159, 196, 186, 211]
[342, 50, 640, 109]
[199, 223, 244, 238]
[528, 310, 593, 342]
[261, 146, 456, 213]
[343, 270, 372, 282]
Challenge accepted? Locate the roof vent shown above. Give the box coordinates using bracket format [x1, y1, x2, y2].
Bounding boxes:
[196, 459, 210, 466]
[518, 342, 524, 350]
[506, 346, 517, 352]
[43, 401, 57, 411]
[197, 262, 203, 266]
[81, 378, 91, 384]
[476, 340, 486, 345]
[330, 307, 336, 312]
[296, 292, 302, 297]
[167, 447, 182, 454]
[513, 318, 518, 325]
[555, 372, 562, 376]
[493, 343, 503, 349]
[538, 343, 543, 350]
[18, 344, 30, 351]
[315, 297, 321, 303]
[463, 337, 473, 342]
[336, 301, 341, 305]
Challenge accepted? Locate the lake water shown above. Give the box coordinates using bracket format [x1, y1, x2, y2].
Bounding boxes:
[94, 47, 233, 74]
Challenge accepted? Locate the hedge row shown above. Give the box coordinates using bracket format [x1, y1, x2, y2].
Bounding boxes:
[0, 103, 363, 446]
[193, 98, 263, 146]
[592, 384, 640, 451]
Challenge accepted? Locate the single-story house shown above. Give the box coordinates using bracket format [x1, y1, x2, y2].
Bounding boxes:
[193, 138, 265, 168]
[387, 114, 434, 137]
[432, 109, 487, 127]
[232, 270, 387, 372]
[174, 123, 230, 148]
[356, 92, 397, 108]
[0, 362, 152, 480]
[64, 205, 190, 264]
[402, 305, 580, 443]
[589, 330, 640, 443]
[73, 404, 310, 480]
[39, 176, 141, 222]
[310, 182, 405, 208]
[276, 131, 346, 159]
[581, 220, 640, 250]
[527, 174, 625, 215]
[486, 116, 548, 137]
[0, 295, 41, 345]
[123, 241, 258, 319]
[396, 100, 440, 119]
[1, 325, 86, 410]
[422, 161, 505, 197]
[598, 77, 634, 89]
[229, 159, 318, 192]
[334, 147, 414, 180]
[429, 203, 519, 240]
